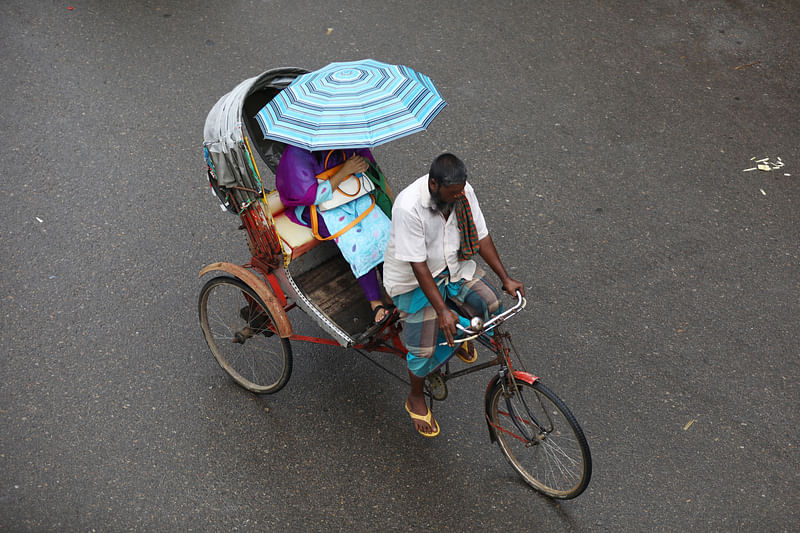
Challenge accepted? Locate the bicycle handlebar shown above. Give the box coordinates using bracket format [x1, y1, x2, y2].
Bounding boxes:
[440, 290, 527, 345]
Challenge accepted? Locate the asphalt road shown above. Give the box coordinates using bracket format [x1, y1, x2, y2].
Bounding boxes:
[1, 1, 798, 531]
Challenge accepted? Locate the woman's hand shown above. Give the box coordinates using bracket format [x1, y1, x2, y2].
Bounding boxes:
[330, 155, 370, 189]
[341, 155, 369, 175]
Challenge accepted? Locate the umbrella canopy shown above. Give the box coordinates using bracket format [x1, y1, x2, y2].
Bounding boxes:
[255, 59, 446, 151]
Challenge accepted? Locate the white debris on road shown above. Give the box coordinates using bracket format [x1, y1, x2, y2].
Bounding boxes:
[743, 156, 785, 172]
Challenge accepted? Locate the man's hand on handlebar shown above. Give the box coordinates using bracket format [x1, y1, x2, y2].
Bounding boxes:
[437, 308, 459, 347]
[502, 277, 525, 298]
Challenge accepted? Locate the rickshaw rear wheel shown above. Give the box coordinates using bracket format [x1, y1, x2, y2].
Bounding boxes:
[199, 276, 292, 394]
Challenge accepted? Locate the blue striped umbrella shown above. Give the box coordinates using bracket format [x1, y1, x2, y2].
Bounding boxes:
[255, 59, 446, 151]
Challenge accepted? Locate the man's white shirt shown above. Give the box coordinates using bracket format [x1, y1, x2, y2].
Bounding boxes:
[382, 174, 489, 297]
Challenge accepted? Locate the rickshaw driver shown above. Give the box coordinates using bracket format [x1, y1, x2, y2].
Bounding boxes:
[382, 153, 525, 437]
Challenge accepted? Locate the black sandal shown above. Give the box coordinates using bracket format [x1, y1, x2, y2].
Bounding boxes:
[372, 304, 393, 324]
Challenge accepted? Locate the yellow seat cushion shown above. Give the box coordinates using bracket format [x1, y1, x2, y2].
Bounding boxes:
[264, 191, 317, 262]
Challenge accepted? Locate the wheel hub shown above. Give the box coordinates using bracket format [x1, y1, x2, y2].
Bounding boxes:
[233, 326, 255, 343]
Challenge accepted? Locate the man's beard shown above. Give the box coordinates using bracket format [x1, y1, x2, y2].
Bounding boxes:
[430, 189, 455, 214]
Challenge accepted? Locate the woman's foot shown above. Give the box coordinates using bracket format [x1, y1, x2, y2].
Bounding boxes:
[370, 301, 392, 324]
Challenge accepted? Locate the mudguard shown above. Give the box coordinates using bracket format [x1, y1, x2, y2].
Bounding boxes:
[199, 262, 292, 338]
[484, 370, 539, 442]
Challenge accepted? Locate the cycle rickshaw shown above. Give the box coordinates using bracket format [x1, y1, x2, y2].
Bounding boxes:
[199, 64, 591, 499]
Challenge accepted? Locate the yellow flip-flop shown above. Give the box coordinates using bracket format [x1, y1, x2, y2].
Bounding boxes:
[455, 340, 478, 364]
[404, 401, 440, 438]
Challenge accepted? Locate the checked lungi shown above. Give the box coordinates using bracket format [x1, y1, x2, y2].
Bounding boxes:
[393, 267, 502, 377]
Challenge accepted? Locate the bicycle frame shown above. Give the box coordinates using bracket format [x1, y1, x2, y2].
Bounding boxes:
[422, 291, 543, 441]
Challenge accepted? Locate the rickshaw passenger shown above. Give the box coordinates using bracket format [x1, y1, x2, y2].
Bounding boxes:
[275, 144, 392, 323]
[382, 153, 525, 437]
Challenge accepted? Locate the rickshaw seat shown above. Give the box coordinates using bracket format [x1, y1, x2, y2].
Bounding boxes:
[264, 190, 318, 262]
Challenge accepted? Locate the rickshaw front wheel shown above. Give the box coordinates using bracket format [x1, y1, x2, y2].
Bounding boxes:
[486, 379, 591, 499]
[199, 276, 292, 394]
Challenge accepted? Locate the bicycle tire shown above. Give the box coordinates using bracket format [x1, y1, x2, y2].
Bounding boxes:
[487, 378, 591, 499]
[198, 276, 292, 394]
